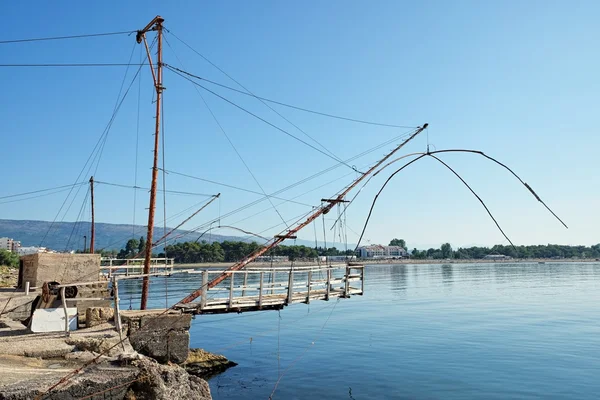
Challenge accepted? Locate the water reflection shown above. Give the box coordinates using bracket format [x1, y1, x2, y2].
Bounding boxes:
[389, 265, 408, 294]
[441, 264, 453, 286]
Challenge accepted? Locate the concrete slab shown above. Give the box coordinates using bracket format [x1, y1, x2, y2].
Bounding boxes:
[30, 307, 78, 333]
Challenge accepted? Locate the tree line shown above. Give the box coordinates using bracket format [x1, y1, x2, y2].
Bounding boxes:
[97, 236, 600, 262]
[409, 243, 600, 260]
[99, 239, 354, 263]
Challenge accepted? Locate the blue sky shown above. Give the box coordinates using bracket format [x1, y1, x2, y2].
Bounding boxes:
[1, 1, 598, 249]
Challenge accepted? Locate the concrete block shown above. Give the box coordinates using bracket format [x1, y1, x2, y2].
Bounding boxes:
[140, 313, 192, 330]
[85, 306, 114, 328]
[129, 329, 190, 364]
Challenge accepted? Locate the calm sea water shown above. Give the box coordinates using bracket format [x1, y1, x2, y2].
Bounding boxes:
[124, 262, 600, 399]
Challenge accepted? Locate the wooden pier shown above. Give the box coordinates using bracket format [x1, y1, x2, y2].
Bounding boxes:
[113, 264, 364, 315]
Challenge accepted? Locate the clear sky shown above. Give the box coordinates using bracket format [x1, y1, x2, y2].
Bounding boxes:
[1, 1, 598, 249]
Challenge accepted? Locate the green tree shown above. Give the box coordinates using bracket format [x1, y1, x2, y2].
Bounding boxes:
[389, 238, 406, 248]
[0, 249, 19, 268]
[441, 243, 453, 259]
[138, 236, 146, 255]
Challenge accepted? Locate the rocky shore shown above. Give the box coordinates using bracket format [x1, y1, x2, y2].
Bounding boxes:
[0, 318, 235, 400]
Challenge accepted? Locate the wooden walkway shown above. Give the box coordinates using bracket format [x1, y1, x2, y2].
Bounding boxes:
[175, 264, 364, 314]
[112, 264, 364, 315]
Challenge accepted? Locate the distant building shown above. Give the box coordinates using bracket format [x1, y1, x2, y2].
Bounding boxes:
[0, 237, 21, 253]
[357, 245, 408, 259]
[255, 255, 289, 263]
[484, 254, 512, 261]
[318, 255, 357, 262]
[17, 246, 48, 256]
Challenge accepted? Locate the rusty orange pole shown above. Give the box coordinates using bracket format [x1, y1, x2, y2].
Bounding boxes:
[89, 176, 95, 254]
[137, 16, 164, 310]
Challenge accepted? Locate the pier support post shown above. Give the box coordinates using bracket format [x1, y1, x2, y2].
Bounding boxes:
[360, 267, 365, 295]
[200, 270, 208, 311]
[112, 277, 126, 350]
[306, 270, 312, 304]
[228, 273, 234, 310]
[60, 287, 69, 336]
[326, 269, 331, 300]
[242, 272, 248, 297]
[287, 269, 294, 305]
[344, 266, 350, 298]
[259, 272, 264, 309]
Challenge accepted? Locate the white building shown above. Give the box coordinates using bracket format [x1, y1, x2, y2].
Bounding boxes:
[318, 255, 357, 262]
[17, 246, 48, 256]
[0, 237, 21, 253]
[357, 245, 408, 259]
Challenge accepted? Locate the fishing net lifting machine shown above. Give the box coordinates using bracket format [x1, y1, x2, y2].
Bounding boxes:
[131, 12, 431, 310]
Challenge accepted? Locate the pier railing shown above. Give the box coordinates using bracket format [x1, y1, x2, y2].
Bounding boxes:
[100, 257, 175, 277]
[112, 264, 364, 315]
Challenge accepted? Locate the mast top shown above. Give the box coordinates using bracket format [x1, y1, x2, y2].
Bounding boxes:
[136, 15, 164, 43]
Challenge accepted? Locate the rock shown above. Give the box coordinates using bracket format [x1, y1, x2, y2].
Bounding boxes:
[85, 307, 114, 328]
[184, 348, 237, 379]
[66, 335, 133, 357]
[64, 350, 115, 363]
[128, 356, 211, 400]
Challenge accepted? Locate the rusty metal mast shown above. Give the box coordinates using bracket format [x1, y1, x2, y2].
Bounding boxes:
[178, 123, 428, 305]
[137, 15, 165, 310]
[89, 176, 95, 254]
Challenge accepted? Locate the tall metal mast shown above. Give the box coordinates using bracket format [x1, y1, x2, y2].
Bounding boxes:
[178, 123, 428, 305]
[136, 15, 164, 310]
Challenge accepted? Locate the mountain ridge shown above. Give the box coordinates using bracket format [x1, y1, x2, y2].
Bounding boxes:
[0, 219, 350, 251]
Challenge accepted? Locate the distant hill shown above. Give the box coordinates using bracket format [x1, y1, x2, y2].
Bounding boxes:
[0, 219, 349, 251]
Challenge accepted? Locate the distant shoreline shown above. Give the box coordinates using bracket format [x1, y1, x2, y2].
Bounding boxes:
[174, 258, 599, 269]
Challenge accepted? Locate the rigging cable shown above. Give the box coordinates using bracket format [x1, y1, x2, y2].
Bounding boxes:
[162, 30, 415, 129]
[56, 42, 140, 238]
[0, 63, 144, 67]
[64, 188, 91, 251]
[159, 170, 313, 206]
[163, 35, 290, 229]
[0, 184, 86, 205]
[166, 65, 357, 171]
[163, 38, 344, 166]
[94, 180, 215, 197]
[0, 30, 136, 44]
[133, 44, 143, 240]
[268, 298, 341, 400]
[39, 43, 148, 246]
[161, 87, 169, 309]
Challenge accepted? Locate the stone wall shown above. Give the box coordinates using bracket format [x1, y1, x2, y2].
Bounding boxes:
[19, 253, 101, 288]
